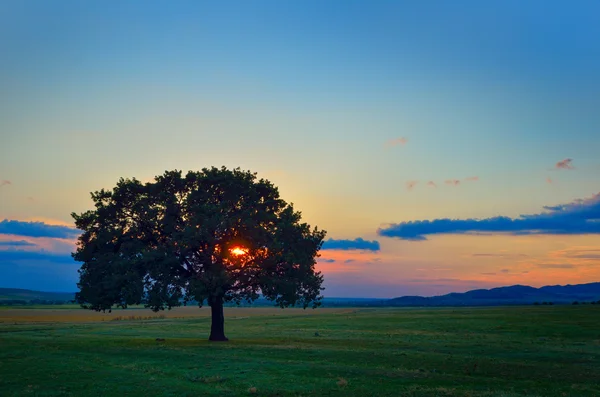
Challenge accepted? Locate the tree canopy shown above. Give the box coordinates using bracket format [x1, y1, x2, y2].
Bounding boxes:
[72, 167, 326, 340]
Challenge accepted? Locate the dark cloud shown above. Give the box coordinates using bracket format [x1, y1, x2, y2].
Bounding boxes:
[536, 264, 575, 269]
[0, 250, 76, 264]
[0, 251, 79, 291]
[0, 240, 36, 247]
[556, 158, 574, 169]
[500, 269, 510, 273]
[344, 259, 355, 263]
[378, 192, 600, 241]
[0, 219, 79, 239]
[321, 238, 380, 251]
[480, 272, 496, 275]
[320, 258, 336, 263]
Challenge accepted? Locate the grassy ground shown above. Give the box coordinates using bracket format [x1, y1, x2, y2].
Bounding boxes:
[1, 305, 599, 397]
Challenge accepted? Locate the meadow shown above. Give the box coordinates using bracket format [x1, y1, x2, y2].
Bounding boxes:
[1, 305, 599, 397]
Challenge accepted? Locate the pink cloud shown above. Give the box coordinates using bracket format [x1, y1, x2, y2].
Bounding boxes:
[465, 176, 479, 182]
[445, 179, 460, 186]
[546, 177, 553, 184]
[427, 181, 437, 188]
[0, 180, 11, 187]
[385, 137, 408, 147]
[406, 180, 419, 190]
[555, 158, 574, 170]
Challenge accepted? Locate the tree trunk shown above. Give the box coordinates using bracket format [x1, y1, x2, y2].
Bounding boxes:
[209, 295, 228, 341]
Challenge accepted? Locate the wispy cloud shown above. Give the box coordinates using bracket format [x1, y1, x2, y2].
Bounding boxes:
[471, 253, 528, 258]
[0, 219, 80, 239]
[465, 176, 479, 182]
[318, 258, 336, 263]
[445, 179, 460, 186]
[377, 192, 600, 241]
[556, 158, 574, 170]
[321, 238, 380, 251]
[536, 263, 575, 269]
[0, 240, 37, 247]
[546, 177, 553, 184]
[385, 137, 408, 147]
[0, 180, 11, 187]
[427, 181, 437, 188]
[406, 180, 418, 190]
[549, 247, 600, 260]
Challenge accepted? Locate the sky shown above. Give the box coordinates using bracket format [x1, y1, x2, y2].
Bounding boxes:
[1, 1, 600, 298]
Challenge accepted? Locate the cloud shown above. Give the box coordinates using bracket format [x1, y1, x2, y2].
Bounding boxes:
[465, 176, 479, 182]
[0, 240, 36, 247]
[0, 250, 79, 291]
[445, 179, 460, 186]
[321, 238, 380, 251]
[406, 180, 418, 190]
[500, 269, 510, 273]
[385, 137, 408, 147]
[546, 177, 553, 184]
[549, 247, 600, 260]
[0, 219, 79, 239]
[427, 181, 437, 188]
[0, 250, 76, 264]
[377, 192, 600, 241]
[471, 253, 528, 258]
[344, 259, 355, 263]
[319, 258, 336, 263]
[536, 264, 575, 269]
[555, 158, 574, 170]
[0, 180, 11, 187]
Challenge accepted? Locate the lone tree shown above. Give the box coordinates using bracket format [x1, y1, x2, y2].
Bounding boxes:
[72, 167, 326, 341]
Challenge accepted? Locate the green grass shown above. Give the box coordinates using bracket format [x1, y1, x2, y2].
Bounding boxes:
[1, 306, 599, 396]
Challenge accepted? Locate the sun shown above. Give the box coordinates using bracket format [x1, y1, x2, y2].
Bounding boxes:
[230, 246, 248, 256]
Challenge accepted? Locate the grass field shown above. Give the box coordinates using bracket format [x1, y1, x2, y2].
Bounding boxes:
[1, 305, 599, 397]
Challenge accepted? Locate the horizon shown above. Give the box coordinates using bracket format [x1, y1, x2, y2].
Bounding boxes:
[2, 1, 600, 298]
[1, 280, 598, 301]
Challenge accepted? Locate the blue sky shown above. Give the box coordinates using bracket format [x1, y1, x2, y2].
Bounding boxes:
[1, 1, 600, 296]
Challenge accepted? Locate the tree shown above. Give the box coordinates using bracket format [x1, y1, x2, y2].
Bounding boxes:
[72, 167, 326, 341]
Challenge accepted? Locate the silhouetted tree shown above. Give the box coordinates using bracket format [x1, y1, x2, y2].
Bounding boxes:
[72, 167, 326, 341]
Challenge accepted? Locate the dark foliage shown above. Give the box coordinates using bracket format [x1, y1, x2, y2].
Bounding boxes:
[72, 167, 326, 340]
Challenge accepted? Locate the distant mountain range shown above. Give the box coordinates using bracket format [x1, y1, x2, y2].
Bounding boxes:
[2, 282, 600, 306]
[382, 282, 600, 307]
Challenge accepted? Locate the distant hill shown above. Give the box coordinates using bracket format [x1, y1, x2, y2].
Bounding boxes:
[0, 288, 75, 304]
[2, 282, 599, 307]
[387, 282, 600, 306]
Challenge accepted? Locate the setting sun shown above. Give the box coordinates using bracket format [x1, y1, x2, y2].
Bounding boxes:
[230, 247, 248, 256]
